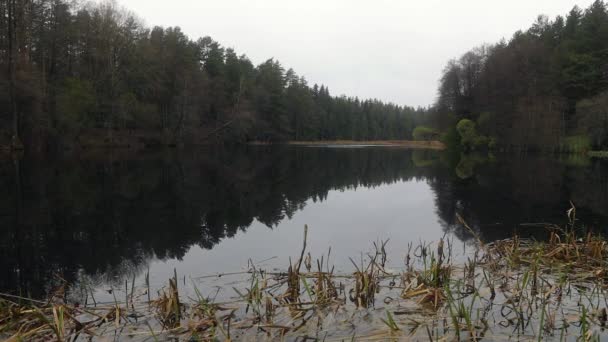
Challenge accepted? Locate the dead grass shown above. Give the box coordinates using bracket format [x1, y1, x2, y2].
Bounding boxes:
[3, 213, 608, 340]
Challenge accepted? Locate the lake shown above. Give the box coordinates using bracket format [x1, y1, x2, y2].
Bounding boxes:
[2, 146, 608, 301]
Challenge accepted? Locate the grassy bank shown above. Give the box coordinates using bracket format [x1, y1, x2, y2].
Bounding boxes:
[250, 140, 446, 150]
[2, 219, 608, 340]
[588, 151, 608, 158]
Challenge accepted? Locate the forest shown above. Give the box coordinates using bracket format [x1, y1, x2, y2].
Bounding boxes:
[433, 0, 608, 152]
[2, 0, 608, 152]
[0, 0, 427, 151]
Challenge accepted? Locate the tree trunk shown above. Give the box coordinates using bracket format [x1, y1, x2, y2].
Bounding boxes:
[9, 0, 24, 150]
[8, 0, 22, 150]
[173, 79, 188, 145]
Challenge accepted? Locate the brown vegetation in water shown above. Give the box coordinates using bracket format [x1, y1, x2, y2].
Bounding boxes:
[2, 213, 608, 340]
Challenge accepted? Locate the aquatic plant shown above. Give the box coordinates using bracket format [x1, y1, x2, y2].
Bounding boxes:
[3, 213, 608, 340]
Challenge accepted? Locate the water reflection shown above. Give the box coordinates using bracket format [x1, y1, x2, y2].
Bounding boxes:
[2, 147, 608, 298]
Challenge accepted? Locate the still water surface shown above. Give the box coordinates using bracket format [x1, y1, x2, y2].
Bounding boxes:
[2, 146, 608, 300]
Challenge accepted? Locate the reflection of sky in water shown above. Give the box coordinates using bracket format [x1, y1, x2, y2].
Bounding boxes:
[11, 147, 608, 301]
[138, 179, 465, 299]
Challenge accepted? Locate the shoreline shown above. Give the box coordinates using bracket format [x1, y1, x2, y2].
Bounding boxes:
[588, 150, 608, 158]
[250, 140, 446, 149]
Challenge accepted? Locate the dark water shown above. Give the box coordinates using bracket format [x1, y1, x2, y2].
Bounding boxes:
[2, 146, 608, 299]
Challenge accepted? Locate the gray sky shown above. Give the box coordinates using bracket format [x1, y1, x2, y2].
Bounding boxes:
[123, 0, 595, 107]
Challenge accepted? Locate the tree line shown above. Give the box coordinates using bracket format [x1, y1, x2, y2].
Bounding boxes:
[0, 0, 428, 151]
[431, 0, 608, 152]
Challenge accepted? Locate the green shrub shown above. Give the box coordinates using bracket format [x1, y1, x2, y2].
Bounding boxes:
[560, 135, 591, 153]
[588, 151, 608, 158]
[413, 126, 439, 141]
[456, 119, 490, 150]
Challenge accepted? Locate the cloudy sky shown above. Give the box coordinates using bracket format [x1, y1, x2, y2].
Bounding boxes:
[123, 0, 596, 107]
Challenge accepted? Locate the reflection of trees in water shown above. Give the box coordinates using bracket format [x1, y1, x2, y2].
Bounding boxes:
[430, 154, 608, 243]
[0, 147, 430, 297]
[2, 148, 608, 298]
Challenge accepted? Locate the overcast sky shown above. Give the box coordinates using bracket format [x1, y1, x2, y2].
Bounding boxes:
[122, 0, 596, 107]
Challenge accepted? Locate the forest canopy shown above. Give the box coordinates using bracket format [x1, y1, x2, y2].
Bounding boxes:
[0, 0, 428, 150]
[433, 0, 608, 151]
[2, 0, 608, 152]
